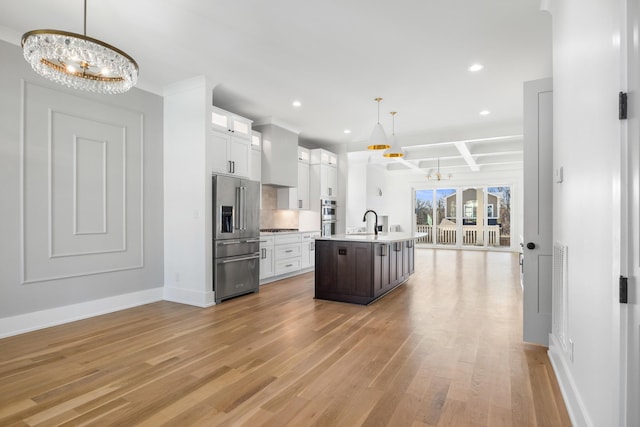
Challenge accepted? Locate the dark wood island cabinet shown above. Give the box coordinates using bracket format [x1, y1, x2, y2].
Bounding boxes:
[314, 233, 420, 304]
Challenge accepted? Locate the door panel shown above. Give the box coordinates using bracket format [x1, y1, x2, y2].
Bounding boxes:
[523, 78, 553, 345]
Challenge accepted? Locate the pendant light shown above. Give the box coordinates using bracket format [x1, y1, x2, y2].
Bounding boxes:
[21, 0, 139, 94]
[367, 98, 390, 150]
[383, 111, 405, 158]
[427, 158, 452, 181]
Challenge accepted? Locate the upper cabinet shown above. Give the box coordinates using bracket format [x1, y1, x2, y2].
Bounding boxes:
[211, 106, 252, 140]
[255, 124, 298, 187]
[251, 131, 262, 182]
[297, 147, 310, 209]
[310, 148, 338, 199]
[310, 148, 337, 166]
[209, 106, 253, 178]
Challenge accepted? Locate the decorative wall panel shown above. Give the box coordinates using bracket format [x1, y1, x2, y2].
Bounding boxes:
[22, 82, 144, 283]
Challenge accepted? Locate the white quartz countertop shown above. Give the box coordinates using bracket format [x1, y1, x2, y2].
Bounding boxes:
[316, 232, 426, 242]
[259, 230, 320, 236]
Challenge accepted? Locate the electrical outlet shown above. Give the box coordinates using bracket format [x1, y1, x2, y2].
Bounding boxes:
[568, 339, 574, 362]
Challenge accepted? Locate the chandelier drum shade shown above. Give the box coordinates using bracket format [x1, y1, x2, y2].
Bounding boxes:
[382, 111, 405, 158]
[21, 0, 138, 94]
[367, 97, 390, 150]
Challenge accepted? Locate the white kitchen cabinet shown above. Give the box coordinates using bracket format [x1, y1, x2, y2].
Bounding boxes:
[320, 163, 337, 198]
[301, 231, 319, 269]
[209, 131, 251, 178]
[251, 131, 261, 182]
[276, 157, 310, 210]
[297, 162, 310, 209]
[310, 148, 338, 200]
[310, 148, 337, 166]
[211, 106, 252, 141]
[274, 233, 302, 276]
[259, 235, 275, 280]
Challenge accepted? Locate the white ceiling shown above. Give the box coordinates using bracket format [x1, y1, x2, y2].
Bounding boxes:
[0, 0, 551, 174]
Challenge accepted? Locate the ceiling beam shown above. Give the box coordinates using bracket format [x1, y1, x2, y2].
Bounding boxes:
[453, 141, 480, 171]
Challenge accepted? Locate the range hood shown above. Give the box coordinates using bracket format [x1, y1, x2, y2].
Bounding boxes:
[254, 123, 298, 187]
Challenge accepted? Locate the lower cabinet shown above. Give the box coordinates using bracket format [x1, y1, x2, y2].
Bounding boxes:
[260, 231, 320, 284]
[301, 231, 319, 269]
[315, 240, 373, 304]
[316, 238, 416, 304]
[259, 236, 275, 281]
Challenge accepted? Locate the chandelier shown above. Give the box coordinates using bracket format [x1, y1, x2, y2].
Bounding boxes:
[21, 0, 139, 94]
[367, 98, 390, 150]
[427, 158, 452, 181]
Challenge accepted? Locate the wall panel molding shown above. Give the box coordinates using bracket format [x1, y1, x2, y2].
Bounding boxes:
[21, 82, 144, 284]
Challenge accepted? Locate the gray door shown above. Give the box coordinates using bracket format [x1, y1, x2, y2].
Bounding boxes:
[523, 78, 553, 346]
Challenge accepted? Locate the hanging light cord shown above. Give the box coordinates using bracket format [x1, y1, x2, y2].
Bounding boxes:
[83, 0, 87, 37]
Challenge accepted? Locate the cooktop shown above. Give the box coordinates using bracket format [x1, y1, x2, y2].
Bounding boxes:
[260, 228, 299, 233]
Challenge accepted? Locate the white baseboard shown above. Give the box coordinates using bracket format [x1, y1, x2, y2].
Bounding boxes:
[0, 287, 164, 339]
[163, 285, 216, 308]
[548, 333, 592, 427]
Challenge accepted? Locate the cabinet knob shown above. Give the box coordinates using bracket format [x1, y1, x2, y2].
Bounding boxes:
[526, 242, 536, 250]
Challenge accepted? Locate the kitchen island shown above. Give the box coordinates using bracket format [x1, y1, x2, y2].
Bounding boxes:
[314, 232, 423, 304]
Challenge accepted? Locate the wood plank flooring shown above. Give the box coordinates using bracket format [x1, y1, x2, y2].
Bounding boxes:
[0, 249, 571, 426]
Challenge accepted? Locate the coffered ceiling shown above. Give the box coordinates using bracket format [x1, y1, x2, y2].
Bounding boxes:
[0, 0, 551, 175]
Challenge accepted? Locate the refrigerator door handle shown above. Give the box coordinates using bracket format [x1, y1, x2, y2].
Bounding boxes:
[242, 186, 247, 230]
[234, 186, 241, 230]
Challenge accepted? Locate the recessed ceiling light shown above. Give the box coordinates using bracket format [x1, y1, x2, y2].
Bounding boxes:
[344, 129, 351, 134]
[479, 110, 491, 116]
[469, 64, 484, 72]
[292, 100, 302, 107]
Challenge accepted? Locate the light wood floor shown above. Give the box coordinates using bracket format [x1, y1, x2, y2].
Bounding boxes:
[0, 249, 571, 426]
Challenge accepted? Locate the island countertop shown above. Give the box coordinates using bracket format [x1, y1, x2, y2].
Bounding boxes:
[315, 232, 425, 243]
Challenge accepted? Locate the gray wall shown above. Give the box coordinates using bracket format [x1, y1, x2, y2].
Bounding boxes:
[0, 40, 164, 321]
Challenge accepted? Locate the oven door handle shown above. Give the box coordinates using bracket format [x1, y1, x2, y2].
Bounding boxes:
[219, 253, 260, 264]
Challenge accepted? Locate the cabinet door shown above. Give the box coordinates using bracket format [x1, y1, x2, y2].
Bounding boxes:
[251, 149, 261, 182]
[350, 243, 373, 297]
[229, 137, 250, 178]
[210, 131, 231, 175]
[320, 164, 338, 198]
[259, 245, 274, 280]
[298, 162, 310, 209]
[301, 241, 311, 269]
[373, 243, 390, 297]
[315, 240, 337, 293]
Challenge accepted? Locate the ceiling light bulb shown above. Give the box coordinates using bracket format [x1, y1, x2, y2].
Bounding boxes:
[469, 64, 484, 72]
[344, 129, 351, 134]
[480, 110, 491, 116]
[292, 100, 302, 107]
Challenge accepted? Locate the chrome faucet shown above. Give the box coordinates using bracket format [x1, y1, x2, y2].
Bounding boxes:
[362, 210, 378, 235]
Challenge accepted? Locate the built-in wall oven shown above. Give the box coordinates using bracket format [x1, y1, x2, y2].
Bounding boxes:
[321, 199, 336, 237]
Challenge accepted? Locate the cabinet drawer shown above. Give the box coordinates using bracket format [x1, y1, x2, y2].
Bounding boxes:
[274, 233, 301, 245]
[259, 235, 275, 246]
[275, 257, 301, 275]
[275, 243, 301, 259]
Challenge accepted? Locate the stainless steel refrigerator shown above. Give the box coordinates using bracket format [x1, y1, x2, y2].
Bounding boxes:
[212, 175, 261, 303]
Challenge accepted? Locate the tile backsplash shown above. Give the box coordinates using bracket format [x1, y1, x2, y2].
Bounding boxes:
[260, 185, 299, 229]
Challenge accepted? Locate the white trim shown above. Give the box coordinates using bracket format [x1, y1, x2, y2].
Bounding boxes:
[163, 285, 216, 308]
[0, 287, 163, 339]
[548, 333, 592, 427]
